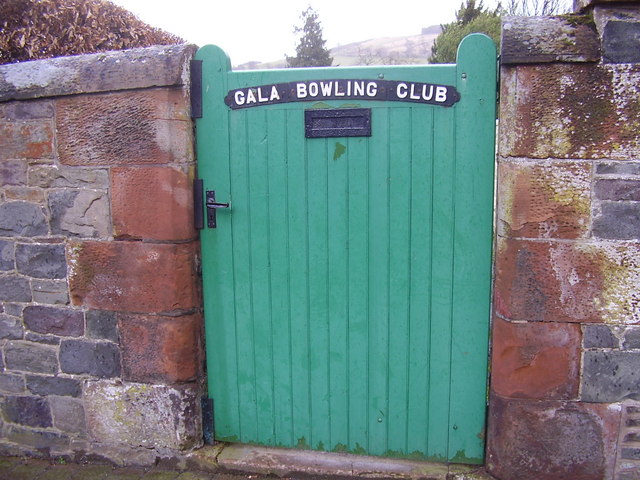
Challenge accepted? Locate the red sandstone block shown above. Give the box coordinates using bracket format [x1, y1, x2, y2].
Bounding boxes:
[55, 89, 193, 166]
[491, 316, 581, 399]
[494, 237, 640, 324]
[67, 240, 199, 313]
[111, 166, 195, 241]
[486, 394, 619, 480]
[0, 122, 54, 160]
[497, 160, 592, 239]
[499, 63, 640, 160]
[118, 313, 202, 383]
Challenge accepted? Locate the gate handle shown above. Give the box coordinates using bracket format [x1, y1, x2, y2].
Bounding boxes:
[205, 190, 230, 228]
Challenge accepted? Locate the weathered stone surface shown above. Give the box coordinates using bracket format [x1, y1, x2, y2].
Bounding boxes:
[1, 395, 52, 428]
[603, 21, 640, 63]
[499, 63, 640, 160]
[501, 15, 600, 64]
[595, 179, 640, 201]
[0, 44, 197, 102]
[27, 164, 109, 188]
[596, 162, 640, 176]
[3, 186, 45, 203]
[491, 317, 581, 399]
[0, 202, 47, 237]
[26, 375, 82, 397]
[15, 243, 66, 279]
[487, 395, 619, 480]
[111, 166, 196, 241]
[584, 324, 619, 348]
[68, 240, 199, 313]
[0, 121, 54, 160]
[0, 313, 24, 339]
[84, 380, 202, 451]
[497, 160, 591, 239]
[4, 341, 58, 374]
[24, 332, 60, 345]
[56, 89, 193, 166]
[4, 425, 69, 451]
[0, 275, 32, 302]
[3, 303, 23, 316]
[48, 189, 110, 238]
[86, 310, 118, 342]
[0, 239, 14, 271]
[59, 340, 120, 378]
[624, 327, 640, 349]
[119, 313, 202, 383]
[23, 305, 83, 337]
[49, 396, 86, 433]
[31, 279, 69, 305]
[0, 159, 27, 185]
[593, 202, 640, 240]
[582, 351, 640, 402]
[0, 373, 25, 393]
[495, 238, 640, 324]
[0, 100, 54, 120]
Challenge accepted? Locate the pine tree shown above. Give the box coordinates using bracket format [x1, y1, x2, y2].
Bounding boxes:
[286, 7, 333, 68]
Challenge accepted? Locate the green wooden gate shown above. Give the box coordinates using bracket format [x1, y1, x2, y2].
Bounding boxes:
[195, 34, 496, 464]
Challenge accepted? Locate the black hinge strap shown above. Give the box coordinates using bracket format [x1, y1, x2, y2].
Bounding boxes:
[194, 178, 204, 230]
[190, 59, 203, 119]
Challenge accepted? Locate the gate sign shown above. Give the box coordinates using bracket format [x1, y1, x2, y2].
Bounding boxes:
[225, 79, 460, 109]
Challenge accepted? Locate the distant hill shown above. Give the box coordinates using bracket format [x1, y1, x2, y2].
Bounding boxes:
[234, 26, 442, 70]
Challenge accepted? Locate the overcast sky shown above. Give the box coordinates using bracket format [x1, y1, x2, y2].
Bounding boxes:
[109, 0, 574, 66]
[107, 0, 490, 66]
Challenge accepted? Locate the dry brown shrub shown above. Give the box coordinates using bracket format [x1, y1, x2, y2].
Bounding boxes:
[0, 0, 184, 65]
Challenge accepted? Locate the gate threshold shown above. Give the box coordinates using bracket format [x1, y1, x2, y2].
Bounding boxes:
[186, 443, 496, 479]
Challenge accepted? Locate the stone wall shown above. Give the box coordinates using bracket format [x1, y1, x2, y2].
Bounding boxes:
[488, 2, 640, 480]
[0, 44, 203, 464]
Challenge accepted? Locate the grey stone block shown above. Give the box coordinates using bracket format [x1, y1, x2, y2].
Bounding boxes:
[4, 341, 58, 374]
[582, 351, 640, 402]
[15, 243, 66, 279]
[28, 165, 109, 189]
[3, 303, 23, 316]
[0, 239, 14, 271]
[31, 279, 69, 305]
[0, 373, 25, 394]
[595, 179, 640, 201]
[593, 202, 640, 240]
[86, 310, 118, 342]
[0, 275, 32, 302]
[0, 159, 27, 186]
[1, 395, 52, 427]
[0, 202, 48, 237]
[59, 340, 121, 378]
[603, 21, 640, 63]
[0, 313, 24, 340]
[49, 189, 109, 238]
[50, 396, 86, 433]
[4, 425, 69, 450]
[24, 332, 60, 345]
[84, 380, 202, 450]
[624, 328, 640, 350]
[583, 324, 619, 348]
[0, 44, 197, 102]
[26, 375, 82, 397]
[0, 100, 54, 120]
[596, 162, 640, 176]
[23, 305, 83, 337]
[622, 447, 640, 460]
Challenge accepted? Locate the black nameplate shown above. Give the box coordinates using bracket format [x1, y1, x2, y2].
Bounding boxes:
[225, 79, 460, 109]
[305, 109, 372, 138]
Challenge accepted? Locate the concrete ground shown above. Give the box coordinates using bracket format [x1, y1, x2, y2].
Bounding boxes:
[0, 444, 497, 480]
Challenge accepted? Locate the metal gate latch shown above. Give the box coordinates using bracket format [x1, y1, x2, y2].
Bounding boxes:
[206, 190, 229, 228]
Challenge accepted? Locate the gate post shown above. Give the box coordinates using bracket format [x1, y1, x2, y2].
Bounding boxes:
[489, 2, 640, 479]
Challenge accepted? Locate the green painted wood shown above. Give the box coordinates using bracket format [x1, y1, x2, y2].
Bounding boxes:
[195, 33, 496, 463]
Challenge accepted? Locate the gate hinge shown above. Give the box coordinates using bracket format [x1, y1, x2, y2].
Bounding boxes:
[194, 178, 204, 230]
[190, 59, 203, 119]
[201, 397, 215, 444]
